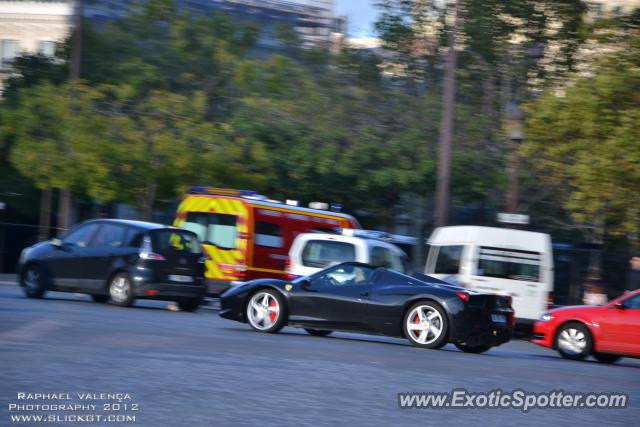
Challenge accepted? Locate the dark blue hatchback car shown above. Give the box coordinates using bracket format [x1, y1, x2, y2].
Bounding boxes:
[17, 219, 206, 311]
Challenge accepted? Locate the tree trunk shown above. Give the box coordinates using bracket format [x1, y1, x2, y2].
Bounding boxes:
[55, 0, 83, 234]
[39, 188, 52, 241]
[506, 142, 520, 213]
[58, 189, 72, 234]
[143, 182, 157, 221]
[434, 0, 460, 228]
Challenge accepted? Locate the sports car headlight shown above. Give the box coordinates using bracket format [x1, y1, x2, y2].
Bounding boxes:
[539, 313, 554, 322]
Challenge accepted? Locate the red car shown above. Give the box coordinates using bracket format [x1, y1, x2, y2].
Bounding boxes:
[532, 289, 640, 363]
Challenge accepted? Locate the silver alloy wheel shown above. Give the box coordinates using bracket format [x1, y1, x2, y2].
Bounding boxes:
[24, 268, 40, 290]
[247, 292, 280, 331]
[558, 328, 587, 355]
[406, 305, 444, 345]
[109, 276, 130, 303]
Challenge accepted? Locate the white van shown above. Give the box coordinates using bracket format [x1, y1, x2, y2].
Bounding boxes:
[287, 230, 412, 279]
[425, 226, 553, 324]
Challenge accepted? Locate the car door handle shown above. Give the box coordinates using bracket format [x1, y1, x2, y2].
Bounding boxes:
[360, 291, 369, 297]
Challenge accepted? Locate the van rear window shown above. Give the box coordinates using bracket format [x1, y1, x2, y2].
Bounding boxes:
[183, 212, 237, 249]
[434, 245, 464, 274]
[302, 240, 356, 268]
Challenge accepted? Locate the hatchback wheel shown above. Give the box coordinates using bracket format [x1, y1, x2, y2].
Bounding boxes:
[109, 273, 134, 307]
[555, 322, 591, 360]
[403, 302, 448, 349]
[22, 264, 46, 299]
[246, 290, 285, 333]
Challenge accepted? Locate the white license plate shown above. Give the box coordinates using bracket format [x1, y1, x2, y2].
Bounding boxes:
[491, 314, 507, 324]
[169, 275, 193, 283]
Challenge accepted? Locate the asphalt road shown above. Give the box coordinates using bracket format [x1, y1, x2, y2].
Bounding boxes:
[1, 281, 638, 427]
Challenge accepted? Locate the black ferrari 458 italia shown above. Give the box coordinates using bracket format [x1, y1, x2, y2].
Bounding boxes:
[220, 262, 514, 353]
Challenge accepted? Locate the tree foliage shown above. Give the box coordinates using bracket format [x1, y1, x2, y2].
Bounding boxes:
[522, 26, 640, 240]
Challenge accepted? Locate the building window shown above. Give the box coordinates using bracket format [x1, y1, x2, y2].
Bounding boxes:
[1, 40, 19, 69]
[39, 41, 56, 57]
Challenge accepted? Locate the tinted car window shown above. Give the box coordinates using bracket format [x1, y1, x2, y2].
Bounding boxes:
[434, 245, 464, 274]
[399, 252, 412, 275]
[255, 222, 283, 248]
[623, 294, 640, 309]
[91, 224, 127, 248]
[302, 240, 356, 268]
[62, 223, 101, 248]
[151, 230, 202, 255]
[310, 264, 375, 287]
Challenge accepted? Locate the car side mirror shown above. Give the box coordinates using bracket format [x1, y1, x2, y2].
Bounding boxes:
[300, 279, 312, 291]
[51, 238, 63, 248]
[613, 301, 626, 310]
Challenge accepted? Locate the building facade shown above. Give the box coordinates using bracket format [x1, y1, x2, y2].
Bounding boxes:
[0, 1, 73, 91]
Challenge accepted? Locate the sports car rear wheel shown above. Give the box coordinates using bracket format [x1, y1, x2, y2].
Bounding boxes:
[403, 301, 448, 349]
[247, 290, 285, 333]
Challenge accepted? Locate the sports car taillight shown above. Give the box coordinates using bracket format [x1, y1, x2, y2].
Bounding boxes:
[455, 290, 469, 303]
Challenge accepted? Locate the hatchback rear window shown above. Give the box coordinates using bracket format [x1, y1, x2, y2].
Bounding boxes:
[302, 240, 356, 268]
[150, 230, 202, 255]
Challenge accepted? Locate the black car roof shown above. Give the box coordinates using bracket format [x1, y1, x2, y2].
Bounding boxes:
[83, 219, 175, 231]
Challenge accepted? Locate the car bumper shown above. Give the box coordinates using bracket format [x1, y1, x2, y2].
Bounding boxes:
[133, 282, 206, 300]
[531, 321, 555, 348]
[451, 309, 515, 347]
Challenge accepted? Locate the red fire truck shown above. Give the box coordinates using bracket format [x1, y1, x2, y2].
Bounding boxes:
[173, 187, 361, 295]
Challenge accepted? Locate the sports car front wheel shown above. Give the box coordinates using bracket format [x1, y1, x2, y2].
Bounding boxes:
[246, 290, 285, 333]
[403, 301, 448, 349]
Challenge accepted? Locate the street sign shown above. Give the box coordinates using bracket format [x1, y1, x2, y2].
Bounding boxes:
[497, 212, 529, 225]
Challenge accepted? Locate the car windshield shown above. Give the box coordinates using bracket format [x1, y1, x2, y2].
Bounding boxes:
[150, 230, 202, 255]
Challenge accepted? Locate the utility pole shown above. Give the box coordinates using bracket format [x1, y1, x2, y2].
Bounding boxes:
[58, 0, 84, 233]
[434, 0, 460, 228]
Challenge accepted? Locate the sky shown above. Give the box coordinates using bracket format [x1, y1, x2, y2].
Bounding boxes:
[334, 0, 379, 37]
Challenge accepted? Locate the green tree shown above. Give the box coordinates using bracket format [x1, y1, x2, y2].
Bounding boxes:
[522, 27, 640, 243]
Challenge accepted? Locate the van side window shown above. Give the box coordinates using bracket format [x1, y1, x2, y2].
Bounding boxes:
[183, 212, 237, 249]
[255, 222, 283, 248]
[477, 246, 541, 282]
[434, 245, 463, 274]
